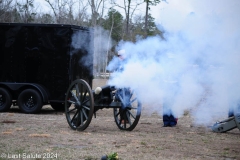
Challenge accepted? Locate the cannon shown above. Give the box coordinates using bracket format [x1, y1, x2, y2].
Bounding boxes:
[212, 106, 240, 133]
[64, 79, 142, 131]
[212, 112, 240, 133]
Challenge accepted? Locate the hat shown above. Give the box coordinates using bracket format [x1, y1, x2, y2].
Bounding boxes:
[117, 49, 126, 57]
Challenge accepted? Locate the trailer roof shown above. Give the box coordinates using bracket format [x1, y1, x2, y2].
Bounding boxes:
[0, 23, 89, 31]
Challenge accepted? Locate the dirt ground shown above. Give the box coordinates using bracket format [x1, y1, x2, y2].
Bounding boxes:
[0, 79, 240, 160]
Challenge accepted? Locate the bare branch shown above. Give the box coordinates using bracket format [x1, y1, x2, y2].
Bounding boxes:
[45, 0, 57, 19]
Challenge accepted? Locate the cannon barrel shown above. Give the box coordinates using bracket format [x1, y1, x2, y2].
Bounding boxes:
[93, 85, 116, 106]
[212, 112, 240, 133]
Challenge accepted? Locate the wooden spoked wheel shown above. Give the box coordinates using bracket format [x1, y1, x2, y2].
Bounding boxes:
[113, 88, 142, 131]
[65, 79, 94, 131]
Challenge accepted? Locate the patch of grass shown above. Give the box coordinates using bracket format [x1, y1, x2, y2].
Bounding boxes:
[185, 138, 193, 142]
[138, 133, 147, 137]
[15, 148, 25, 155]
[140, 141, 147, 145]
[201, 138, 209, 143]
[50, 147, 59, 152]
[221, 151, 229, 156]
[44, 140, 51, 144]
[156, 147, 164, 150]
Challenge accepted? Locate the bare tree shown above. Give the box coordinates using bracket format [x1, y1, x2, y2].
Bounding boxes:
[15, 0, 37, 23]
[75, 1, 89, 26]
[45, 0, 76, 24]
[103, 11, 115, 77]
[0, 0, 14, 22]
[110, 0, 143, 40]
[88, 0, 107, 26]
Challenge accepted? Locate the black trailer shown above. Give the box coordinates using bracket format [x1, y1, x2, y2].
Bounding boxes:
[0, 23, 93, 113]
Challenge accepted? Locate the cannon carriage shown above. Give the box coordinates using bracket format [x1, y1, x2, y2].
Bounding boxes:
[65, 79, 142, 131]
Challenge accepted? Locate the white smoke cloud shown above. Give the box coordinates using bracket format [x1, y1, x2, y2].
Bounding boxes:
[71, 26, 112, 74]
[71, 28, 94, 70]
[107, 0, 240, 126]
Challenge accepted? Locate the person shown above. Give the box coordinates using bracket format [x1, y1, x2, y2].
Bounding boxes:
[228, 102, 240, 117]
[115, 49, 130, 124]
[116, 49, 126, 71]
[162, 104, 178, 127]
[162, 80, 178, 127]
[229, 108, 234, 117]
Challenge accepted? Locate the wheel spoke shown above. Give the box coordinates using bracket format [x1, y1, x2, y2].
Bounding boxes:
[70, 90, 79, 102]
[130, 92, 134, 99]
[82, 105, 90, 111]
[124, 116, 128, 128]
[130, 97, 137, 104]
[76, 111, 81, 126]
[122, 90, 126, 101]
[75, 84, 80, 99]
[129, 110, 136, 119]
[81, 97, 90, 105]
[71, 109, 79, 124]
[81, 90, 87, 102]
[115, 110, 120, 117]
[82, 108, 88, 120]
[126, 110, 132, 125]
[80, 109, 83, 126]
[118, 94, 124, 103]
[67, 100, 76, 104]
[67, 107, 77, 113]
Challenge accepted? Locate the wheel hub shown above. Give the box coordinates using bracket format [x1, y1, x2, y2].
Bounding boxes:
[26, 96, 34, 108]
[0, 95, 3, 105]
[75, 101, 82, 109]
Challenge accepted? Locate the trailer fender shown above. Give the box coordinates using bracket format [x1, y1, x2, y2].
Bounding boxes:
[0, 83, 50, 103]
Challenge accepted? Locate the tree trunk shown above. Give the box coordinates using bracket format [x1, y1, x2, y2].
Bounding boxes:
[104, 18, 114, 78]
[126, 0, 131, 38]
[144, 1, 149, 38]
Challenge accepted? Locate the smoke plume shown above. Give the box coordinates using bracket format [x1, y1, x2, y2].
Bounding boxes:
[107, 0, 240, 126]
[71, 28, 94, 71]
[71, 26, 112, 74]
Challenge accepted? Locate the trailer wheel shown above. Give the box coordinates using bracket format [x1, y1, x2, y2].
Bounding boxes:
[0, 88, 12, 112]
[65, 79, 94, 131]
[18, 89, 43, 113]
[113, 88, 142, 131]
